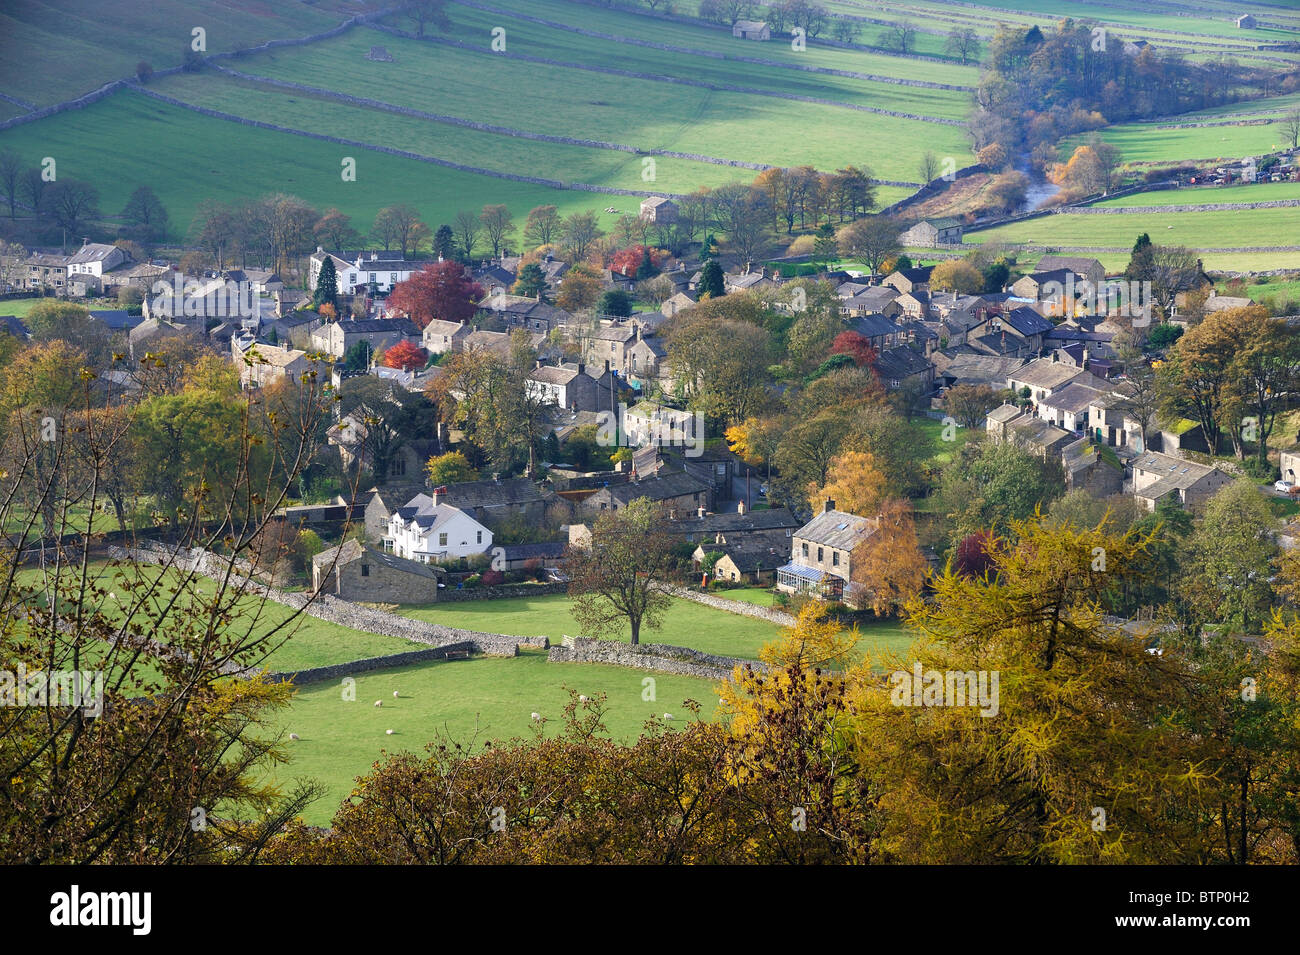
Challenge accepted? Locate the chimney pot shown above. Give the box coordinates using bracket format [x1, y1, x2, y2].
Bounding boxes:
[824, 498, 835, 513]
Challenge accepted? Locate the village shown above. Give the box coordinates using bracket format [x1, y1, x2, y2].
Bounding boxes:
[2, 186, 1294, 618]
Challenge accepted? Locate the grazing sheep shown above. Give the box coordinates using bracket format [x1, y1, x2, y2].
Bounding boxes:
[530, 712, 541, 721]
[393, 690, 399, 698]
[386, 729, 394, 735]
[289, 733, 300, 740]
[663, 713, 674, 720]
[579, 695, 589, 703]
[374, 700, 382, 707]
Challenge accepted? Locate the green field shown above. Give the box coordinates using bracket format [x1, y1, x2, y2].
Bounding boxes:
[1072, 118, 1297, 167]
[15, 560, 418, 673]
[0, 0, 359, 108]
[401, 592, 785, 660]
[0, 92, 595, 245]
[966, 206, 1300, 269]
[1091, 182, 1300, 208]
[268, 650, 722, 826]
[223, 25, 974, 183]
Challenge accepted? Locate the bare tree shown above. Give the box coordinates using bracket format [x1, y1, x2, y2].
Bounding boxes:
[453, 209, 482, 260]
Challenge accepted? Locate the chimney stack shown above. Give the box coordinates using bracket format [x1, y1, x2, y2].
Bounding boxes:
[823, 498, 835, 514]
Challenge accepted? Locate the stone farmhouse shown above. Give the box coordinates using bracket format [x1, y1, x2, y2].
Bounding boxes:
[776, 500, 878, 601]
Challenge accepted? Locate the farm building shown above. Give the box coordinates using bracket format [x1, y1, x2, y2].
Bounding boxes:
[1235, 14, 1257, 29]
[732, 20, 770, 40]
[899, 218, 963, 246]
[639, 196, 678, 223]
[312, 539, 440, 603]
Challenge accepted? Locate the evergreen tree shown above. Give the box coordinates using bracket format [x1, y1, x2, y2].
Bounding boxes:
[512, 262, 547, 298]
[596, 289, 632, 317]
[699, 259, 725, 298]
[635, 247, 657, 280]
[433, 223, 454, 260]
[313, 256, 338, 310]
[812, 223, 838, 269]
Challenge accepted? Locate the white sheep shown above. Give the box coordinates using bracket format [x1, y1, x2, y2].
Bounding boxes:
[374, 700, 382, 707]
[288, 733, 300, 740]
[579, 695, 589, 703]
[663, 713, 674, 721]
[530, 712, 541, 721]
[393, 690, 399, 698]
[386, 729, 394, 735]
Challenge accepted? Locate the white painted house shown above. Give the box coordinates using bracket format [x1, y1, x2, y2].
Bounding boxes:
[309, 248, 431, 297]
[384, 492, 493, 563]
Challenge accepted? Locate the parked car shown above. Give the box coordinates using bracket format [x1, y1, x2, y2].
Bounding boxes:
[1274, 480, 1293, 493]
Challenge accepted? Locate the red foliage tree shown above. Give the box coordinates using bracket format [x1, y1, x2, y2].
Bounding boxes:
[386, 261, 484, 329]
[608, 244, 662, 277]
[953, 531, 999, 579]
[830, 331, 879, 368]
[383, 340, 428, 372]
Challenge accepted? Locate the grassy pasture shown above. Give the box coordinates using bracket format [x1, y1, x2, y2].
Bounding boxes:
[0, 91, 603, 243]
[400, 592, 786, 660]
[966, 206, 1300, 266]
[1090, 182, 1300, 207]
[266, 651, 722, 826]
[225, 26, 976, 182]
[0, 0, 357, 107]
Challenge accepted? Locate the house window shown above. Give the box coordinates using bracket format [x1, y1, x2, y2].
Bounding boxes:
[801, 543, 809, 558]
[391, 458, 406, 476]
[369, 272, 376, 282]
[817, 547, 824, 562]
[476, 531, 482, 544]
[832, 551, 839, 567]
[439, 533, 448, 546]
[361, 564, 370, 577]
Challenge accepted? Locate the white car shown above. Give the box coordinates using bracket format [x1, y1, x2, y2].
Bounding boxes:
[1275, 480, 1294, 494]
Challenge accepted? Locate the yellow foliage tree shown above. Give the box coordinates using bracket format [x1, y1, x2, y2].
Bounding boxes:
[807, 450, 888, 518]
[851, 497, 927, 615]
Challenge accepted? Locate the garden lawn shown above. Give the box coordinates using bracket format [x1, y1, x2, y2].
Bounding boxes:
[267, 651, 721, 826]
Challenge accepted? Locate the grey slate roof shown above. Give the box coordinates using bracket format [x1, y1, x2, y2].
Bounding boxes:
[795, 509, 877, 550]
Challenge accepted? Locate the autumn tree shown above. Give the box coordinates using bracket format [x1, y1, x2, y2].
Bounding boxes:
[559, 211, 604, 261]
[829, 331, 878, 368]
[807, 450, 889, 518]
[386, 261, 484, 328]
[853, 517, 1211, 863]
[314, 208, 362, 252]
[944, 383, 999, 429]
[554, 263, 604, 312]
[567, 498, 676, 645]
[930, 259, 984, 294]
[373, 204, 432, 258]
[850, 497, 927, 615]
[522, 204, 562, 248]
[383, 340, 428, 372]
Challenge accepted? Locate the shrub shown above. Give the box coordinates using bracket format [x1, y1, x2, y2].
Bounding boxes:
[481, 569, 505, 586]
